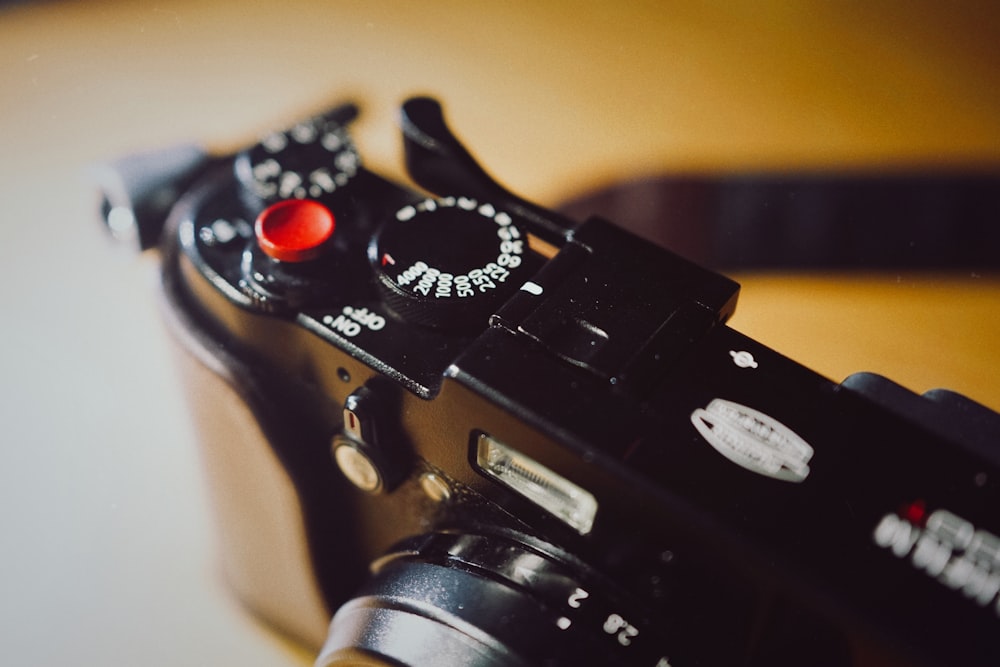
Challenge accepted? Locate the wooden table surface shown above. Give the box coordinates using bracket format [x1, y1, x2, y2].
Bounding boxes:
[1, 2, 998, 665]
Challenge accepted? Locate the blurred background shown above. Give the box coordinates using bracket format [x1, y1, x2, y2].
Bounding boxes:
[1, 1, 998, 665]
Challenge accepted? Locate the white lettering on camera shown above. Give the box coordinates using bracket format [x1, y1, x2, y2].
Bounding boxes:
[874, 507, 1000, 615]
[567, 587, 589, 608]
[603, 613, 639, 646]
[323, 306, 386, 337]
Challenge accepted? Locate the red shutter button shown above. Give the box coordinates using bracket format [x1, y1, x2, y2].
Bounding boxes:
[254, 199, 335, 262]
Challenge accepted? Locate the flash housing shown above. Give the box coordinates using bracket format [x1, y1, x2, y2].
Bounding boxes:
[475, 433, 598, 535]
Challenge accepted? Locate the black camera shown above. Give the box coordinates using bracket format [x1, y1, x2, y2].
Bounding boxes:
[99, 97, 999, 666]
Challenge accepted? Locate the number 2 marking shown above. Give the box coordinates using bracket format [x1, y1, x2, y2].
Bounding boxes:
[568, 587, 589, 609]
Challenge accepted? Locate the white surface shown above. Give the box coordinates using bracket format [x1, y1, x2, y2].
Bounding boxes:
[1, 153, 310, 666]
[2, 4, 322, 663]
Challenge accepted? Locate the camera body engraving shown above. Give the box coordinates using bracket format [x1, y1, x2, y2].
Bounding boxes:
[106, 97, 999, 666]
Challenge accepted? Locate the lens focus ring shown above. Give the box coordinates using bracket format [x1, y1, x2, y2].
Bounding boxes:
[316, 565, 535, 667]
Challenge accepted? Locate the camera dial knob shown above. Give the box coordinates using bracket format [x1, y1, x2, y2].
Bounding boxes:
[234, 106, 361, 209]
[372, 196, 540, 330]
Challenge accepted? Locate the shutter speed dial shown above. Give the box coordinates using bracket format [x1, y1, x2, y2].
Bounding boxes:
[373, 196, 540, 330]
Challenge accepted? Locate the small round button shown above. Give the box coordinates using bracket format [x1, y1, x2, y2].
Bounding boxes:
[254, 199, 335, 262]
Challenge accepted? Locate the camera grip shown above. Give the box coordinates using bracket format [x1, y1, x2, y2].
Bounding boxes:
[170, 343, 332, 647]
[157, 231, 336, 648]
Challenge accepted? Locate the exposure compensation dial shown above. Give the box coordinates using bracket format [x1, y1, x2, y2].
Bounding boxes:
[235, 108, 361, 209]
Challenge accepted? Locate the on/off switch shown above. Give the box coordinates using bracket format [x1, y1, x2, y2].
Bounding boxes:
[254, 199, 335, 262]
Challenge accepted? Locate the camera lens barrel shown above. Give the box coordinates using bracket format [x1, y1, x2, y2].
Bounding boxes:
[317, 563, 534, 667]
[316, 532, 668, 667]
